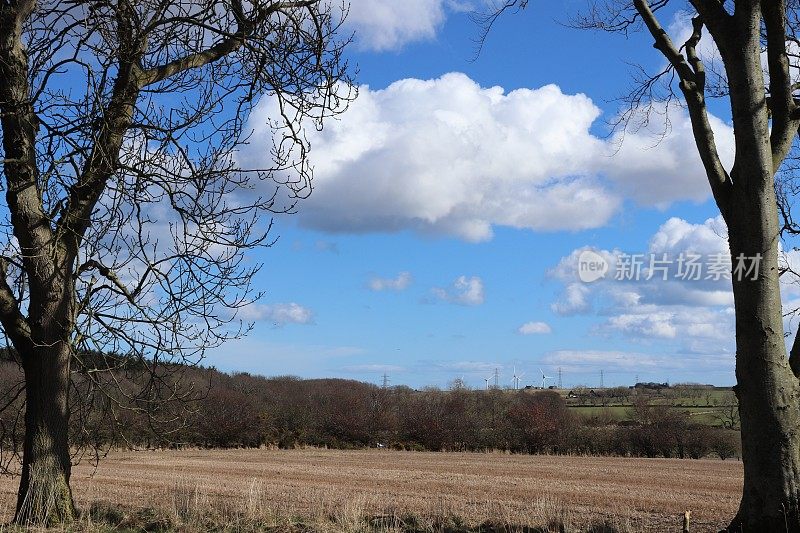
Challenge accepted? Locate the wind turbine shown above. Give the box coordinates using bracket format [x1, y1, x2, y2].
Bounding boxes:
[484, 376, 491, 390]
[512, 366, 525, 390]
[539, 369, 552, 389]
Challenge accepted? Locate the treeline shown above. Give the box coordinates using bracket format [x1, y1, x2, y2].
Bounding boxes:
[0, 357, 739, 460]
[183, 373, 739, 459]
[139, 370, 741, 459]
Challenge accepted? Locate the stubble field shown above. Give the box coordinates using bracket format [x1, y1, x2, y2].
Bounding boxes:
[0, 449, 742, 532]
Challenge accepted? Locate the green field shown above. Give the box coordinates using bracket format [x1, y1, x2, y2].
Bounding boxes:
[555, 386, 737, 428]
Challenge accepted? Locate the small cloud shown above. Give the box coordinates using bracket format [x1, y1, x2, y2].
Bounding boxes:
[518, 321, 552, 335]
[369, 271, 413, 291]
[607, 313, 677, 339]
[432, 275, 484, 306]
[551, 283, 590, 315]
[345, 0, 447, 52]
[241, 302, 314, 326]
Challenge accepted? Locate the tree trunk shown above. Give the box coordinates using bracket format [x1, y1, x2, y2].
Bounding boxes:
[726, 184, 800, 532]
[14, 341, 76, 525]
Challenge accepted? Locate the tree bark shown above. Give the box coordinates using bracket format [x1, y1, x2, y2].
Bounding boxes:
[725, 178, 800, 532]
[13, 258, 77, 525]
[14, 341, 76, 525]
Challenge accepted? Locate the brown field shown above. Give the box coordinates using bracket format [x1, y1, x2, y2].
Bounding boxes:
[0, 449, 742, 532]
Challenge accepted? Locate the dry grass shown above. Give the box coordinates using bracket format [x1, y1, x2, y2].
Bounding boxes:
[0, 449, 742, 532]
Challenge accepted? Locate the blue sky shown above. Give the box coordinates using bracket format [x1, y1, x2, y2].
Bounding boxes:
[204, 1, 775, 389]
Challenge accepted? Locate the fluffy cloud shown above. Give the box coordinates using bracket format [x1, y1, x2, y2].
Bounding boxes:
[240, 302, 315, 326]
[549, 216, 735, 312]
[551, 283, 591, 316]
[548, 216, 743, 363]
[344, 0, 489, 51]
[296, 74, 613, 241]
[649, 216, 728, 256]
[432, 275, 485, 305]
[543, 210, 800, 374]
[518, 321, 552, 335]
[368, 271, 413, 291]
[601, 103, 735, 206]
[244, 73, 734, 242]
[345, 0, 448, 51]
[607, 313, 677, 339]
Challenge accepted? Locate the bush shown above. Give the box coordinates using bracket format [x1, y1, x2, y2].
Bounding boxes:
[710, 429, 740, 460]
[683, 426, 713, 459]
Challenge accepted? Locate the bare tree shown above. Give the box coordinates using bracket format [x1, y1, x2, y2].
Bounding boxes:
[0, 0, 352, 525]
[714, 399, 741, 431]
[482, 1, 800, 530]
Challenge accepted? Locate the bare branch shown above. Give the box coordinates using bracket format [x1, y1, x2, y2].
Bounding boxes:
[763, 0, 800, 172]
[0, 259, 30, 349]
[633, 0, 733, 215]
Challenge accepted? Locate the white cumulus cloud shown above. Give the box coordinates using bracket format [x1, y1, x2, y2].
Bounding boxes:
[297, 74, 616, 241]
[518, 321, 552, 335]
[432, 275, 485, 306]
[240, 302, 315, 326]
[368, 271, 413, 291]
[607, 312, 678, 339]
[602, 102, 735, 207]
[345, 0, 448, 51]
[551, 283, 591, 316]
[244, 73, 734, 242]
[244, 74, 619, 241]
[546, 216, 746, 364]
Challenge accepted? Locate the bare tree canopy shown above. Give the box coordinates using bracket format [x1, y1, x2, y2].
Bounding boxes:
[0, 0, 353, 524]
[483, 1, 800, 531]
